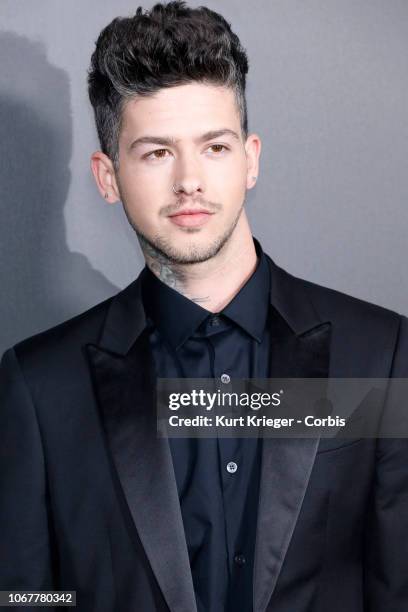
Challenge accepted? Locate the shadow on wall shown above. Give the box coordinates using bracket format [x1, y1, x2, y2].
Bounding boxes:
[0, 32, 118, 354]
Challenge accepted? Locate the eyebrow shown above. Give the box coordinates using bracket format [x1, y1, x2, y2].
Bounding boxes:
[129, 128, 241, 150]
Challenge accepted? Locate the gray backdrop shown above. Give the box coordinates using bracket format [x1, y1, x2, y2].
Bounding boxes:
[1, 0, 407, 355]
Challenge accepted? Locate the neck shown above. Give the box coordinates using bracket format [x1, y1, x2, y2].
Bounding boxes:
[142, 215, 257, 313]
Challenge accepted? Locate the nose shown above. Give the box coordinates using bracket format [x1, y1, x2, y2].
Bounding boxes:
[172, 154, 204, 195]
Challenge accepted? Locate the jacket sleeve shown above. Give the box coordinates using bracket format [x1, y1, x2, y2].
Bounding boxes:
[0, 347, 56, 590]
[364, 315, 408, 609]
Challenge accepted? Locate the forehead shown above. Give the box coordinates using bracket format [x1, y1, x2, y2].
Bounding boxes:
[120, 82, 241, 139]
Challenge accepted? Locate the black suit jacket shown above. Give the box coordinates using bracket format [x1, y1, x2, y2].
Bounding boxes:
[1, 255, 408, 612]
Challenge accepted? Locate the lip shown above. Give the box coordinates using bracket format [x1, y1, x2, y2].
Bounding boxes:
[168, 209, 214, 228]
[169, 208, 213, 216]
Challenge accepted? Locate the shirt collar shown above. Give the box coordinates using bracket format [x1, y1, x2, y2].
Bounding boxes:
[141, 237, 270, 350]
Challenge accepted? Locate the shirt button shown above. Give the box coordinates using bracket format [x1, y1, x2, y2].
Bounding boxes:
[226, 461, 238, 474]
[210, 315, 221, 326]
[221, 373, 230, 384]
[234, 554, 246, 567]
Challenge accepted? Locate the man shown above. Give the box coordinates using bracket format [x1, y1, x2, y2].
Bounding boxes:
[1, 2, 407, 611]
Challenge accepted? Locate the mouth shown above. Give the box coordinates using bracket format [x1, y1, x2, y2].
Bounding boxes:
[168, 209, 214, 228]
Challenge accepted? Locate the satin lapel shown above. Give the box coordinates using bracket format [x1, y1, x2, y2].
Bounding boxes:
[253, 267, 332, 612]
[86, 331, 197, 612]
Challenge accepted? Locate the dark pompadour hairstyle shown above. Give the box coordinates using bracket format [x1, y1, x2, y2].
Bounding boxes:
[87, 1, 249, 166]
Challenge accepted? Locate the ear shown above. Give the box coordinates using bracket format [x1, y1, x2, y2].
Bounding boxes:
[90, 151, 121, 203]
[244, 133, 262, 190]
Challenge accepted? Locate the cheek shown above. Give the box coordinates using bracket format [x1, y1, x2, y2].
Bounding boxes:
[217, 159, 247, 202]
[210, 154, 246, 186]
[118, 168, 167, 220]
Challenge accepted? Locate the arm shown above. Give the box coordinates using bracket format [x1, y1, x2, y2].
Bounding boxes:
[0, 347, 56, 589]
[364, 316, 408, 609]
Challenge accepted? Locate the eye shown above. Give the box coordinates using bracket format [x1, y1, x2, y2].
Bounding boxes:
[207, 144, 228, 154]
[145, 148, 170, 160]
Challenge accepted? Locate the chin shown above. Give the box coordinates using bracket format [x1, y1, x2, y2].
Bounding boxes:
[161, 242, 222, 265]
[136, 209, 243, 265]
[155, 231, 231, 264]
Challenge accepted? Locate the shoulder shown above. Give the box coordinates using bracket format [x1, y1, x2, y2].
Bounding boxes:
[6, 273, 145, 385]
[268, 254, 404, 331]
[301, 274, 403, 334]
[303, 275, 407, 363]
[9, 295, 114, 375]
[267, 257, 407, 375]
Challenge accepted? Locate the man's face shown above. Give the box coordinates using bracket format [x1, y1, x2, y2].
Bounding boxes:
[113, 82, 256, 264]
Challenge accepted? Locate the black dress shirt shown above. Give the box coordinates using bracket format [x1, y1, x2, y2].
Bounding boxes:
[141, 237, 271, 612]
